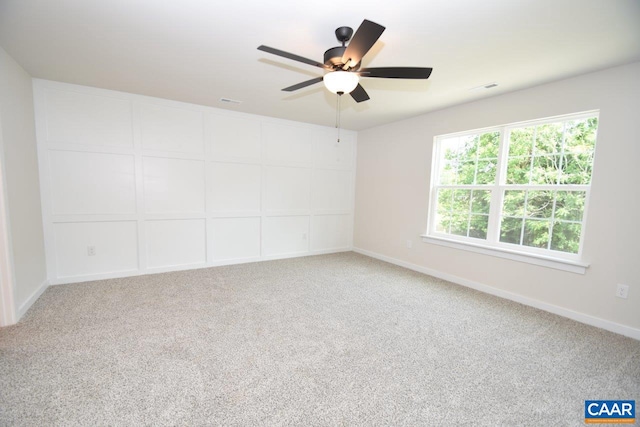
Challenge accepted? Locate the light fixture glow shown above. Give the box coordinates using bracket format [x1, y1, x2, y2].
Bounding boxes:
[323, 71, 359, 94]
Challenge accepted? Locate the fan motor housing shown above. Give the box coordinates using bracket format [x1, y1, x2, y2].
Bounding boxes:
[324, 46, 345, 67]
[324, 46, 361, 70]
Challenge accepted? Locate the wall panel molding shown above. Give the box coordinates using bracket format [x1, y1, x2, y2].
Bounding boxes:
[33, 79, 356, 283]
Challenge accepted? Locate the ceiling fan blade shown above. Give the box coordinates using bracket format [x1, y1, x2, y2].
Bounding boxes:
[282, 77, 324, 92]
[341, 20, 385, 69]
[350, 84, 370, 103]
[359, 67, 433, 79]
[258, 45, 328, 69]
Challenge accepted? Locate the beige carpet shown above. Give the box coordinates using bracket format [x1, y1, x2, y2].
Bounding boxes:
[1, 252, 638, 426]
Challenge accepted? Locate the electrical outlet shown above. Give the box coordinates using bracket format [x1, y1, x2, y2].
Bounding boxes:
[302, 233, 307, 240]
[87, 246, 96, 256]
[616, 284, 629, 299]
[406, 240, 413, 249]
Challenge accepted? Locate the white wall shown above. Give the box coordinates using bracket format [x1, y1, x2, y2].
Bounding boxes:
[33, 80, 356, 284]
[0, 47, 48, 321]
[354, 62, 640, 338]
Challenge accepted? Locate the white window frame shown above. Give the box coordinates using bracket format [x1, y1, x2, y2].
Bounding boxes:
[422, 111, 598, 274]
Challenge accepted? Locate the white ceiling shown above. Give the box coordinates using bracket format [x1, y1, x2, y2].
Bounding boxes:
[1, 0, 639, 131]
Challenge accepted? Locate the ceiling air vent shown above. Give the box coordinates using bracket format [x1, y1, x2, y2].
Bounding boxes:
[219, 98, 242, 104]
[469, 82, 499, 92]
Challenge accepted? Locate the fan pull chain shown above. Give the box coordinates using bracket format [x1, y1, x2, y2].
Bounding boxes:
[335, 93, 342, 143]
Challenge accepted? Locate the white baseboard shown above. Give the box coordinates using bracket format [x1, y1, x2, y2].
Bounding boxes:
[50, 248, 353, 286]
[17, 279, 50, 319]
[353, 247, 640, 341]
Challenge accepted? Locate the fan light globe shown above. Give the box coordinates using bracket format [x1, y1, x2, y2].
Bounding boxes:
[323, 71, 359, 94]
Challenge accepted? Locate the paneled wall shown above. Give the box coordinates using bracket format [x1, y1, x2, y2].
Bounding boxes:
[33, 80, 356, 284]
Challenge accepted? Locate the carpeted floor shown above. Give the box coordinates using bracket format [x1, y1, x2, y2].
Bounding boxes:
[0, 252, 638, 426]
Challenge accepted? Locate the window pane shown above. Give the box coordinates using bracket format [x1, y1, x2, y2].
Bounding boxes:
[436, 189, 454, 233]
[439, 161, 458, 185]
[453, 189, 471, 211]
[531, 155, 561, 185]
[469, 215, 488, 239]
[437, 189, 454, 212]
[478, 132, 500, 158]
[458, 135, 479, 162]
[561, 152, 594, 185]
[440, 136, 467, 185]
[471, 190, 491, 214]
[503, 190, 525, 217]
[523, 219, 550, 249]
[526, 191, 553, 218]
[458, 160, 476, 185]
[506, 157, 531, 184]
[551, 221, 581, 253]
[441, 137, 465, 160]
[565, 118, 597, 154]
[555, 191, 585, 222]
[534, 123, 563, 154]
[500, 217, 523, 244]
[450, 212, 468, 236]
[435, 212, 450, 233]
[509, 127, 534, 157]
[476, 159, 497, 185]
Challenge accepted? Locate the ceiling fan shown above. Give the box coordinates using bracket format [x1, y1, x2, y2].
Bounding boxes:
[257, 19, 433, 103]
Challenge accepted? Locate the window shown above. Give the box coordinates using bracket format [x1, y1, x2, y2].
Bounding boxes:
[426, 112, 598, 266]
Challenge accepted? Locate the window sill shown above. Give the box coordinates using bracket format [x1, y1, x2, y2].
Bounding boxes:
[420, 235, 589, 274]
